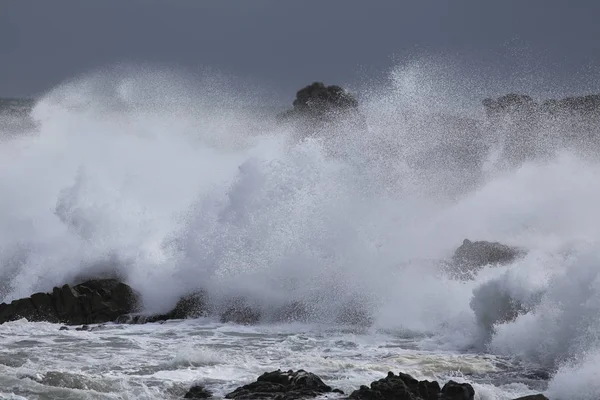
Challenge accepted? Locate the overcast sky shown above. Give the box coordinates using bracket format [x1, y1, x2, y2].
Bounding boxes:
[2, 0, 600, 102]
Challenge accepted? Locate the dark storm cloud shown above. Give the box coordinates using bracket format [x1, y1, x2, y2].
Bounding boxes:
[2, 0, 600, 100]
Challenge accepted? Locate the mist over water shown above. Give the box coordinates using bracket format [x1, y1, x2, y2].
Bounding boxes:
[2, 62, 600, 398]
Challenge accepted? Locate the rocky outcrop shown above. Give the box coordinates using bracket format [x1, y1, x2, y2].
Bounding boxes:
[277, 82, 359, 124]
[212, 370, 543, 400]
[0, 279, 139, 325]
[224, 369, 342, 399]
[189, 369, 550, 400]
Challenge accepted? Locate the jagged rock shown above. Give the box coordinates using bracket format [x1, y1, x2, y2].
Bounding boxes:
[350, 371, 443, 400]
[0, 279, 139, 325]
[225, 369, 342, 400]
[184, 384, 213, 399]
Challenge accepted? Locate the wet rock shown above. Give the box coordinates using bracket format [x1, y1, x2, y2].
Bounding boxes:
[350, 371, 441, 400]
[75, 325, 90, 331]
[220, 301, 261, 325]
[277, 82, 359, 125]
[511, 395, 549, 400]
[185, 384, 213, 399]
[335, 301, 374, 327]
[448, 239, 524, 279]
[225, 369, 342, 399]
[119, 291, 209, 324]
[59, 326, 69, 331]
[0, 279, 139, 325]
[271, 301, 311, 323]
[440, 381, 475, 400]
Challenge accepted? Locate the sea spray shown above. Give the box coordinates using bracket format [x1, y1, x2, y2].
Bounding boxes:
[2, 62, 600, 398]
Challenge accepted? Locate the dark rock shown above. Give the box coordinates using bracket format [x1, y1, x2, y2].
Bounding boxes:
[117, 291, 208, 324]
[448, 239, 524, 279]
[75, 325, 90, 331]
[277, 82, 359, 124]
[167, 292, 208, 319]
[220, 299, 261, 325]
[225, 369, 341, 399]
[440, 381, 475, 400]
[0, 279, 139, 325]
[350, 371, 441, 400]
[511, 395, 549, 400]
[271, 301, 311, 323]
[59, 326, 69, 331]
[293, 82, 358, 112]
[185, 384, 213, 399]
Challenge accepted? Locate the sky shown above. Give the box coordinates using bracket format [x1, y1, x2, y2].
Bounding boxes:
[2, 0, 600, 102]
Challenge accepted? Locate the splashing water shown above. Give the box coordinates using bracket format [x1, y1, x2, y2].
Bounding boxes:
[2, 62, 600, 399]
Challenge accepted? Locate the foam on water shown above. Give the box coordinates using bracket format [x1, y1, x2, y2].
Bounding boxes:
[1, 62, 600, 398]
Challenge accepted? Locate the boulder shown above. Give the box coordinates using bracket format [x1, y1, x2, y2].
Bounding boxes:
[225, 369, 342, 399]
[0, 279, 139, 325]
[184, 384, 213, 399]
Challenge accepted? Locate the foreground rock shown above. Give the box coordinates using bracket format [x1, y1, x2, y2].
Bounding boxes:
[0, 279, 138, 325]
[350, 371, 472, 400]
[211, 370, 547, 400]
[224, 369, 342, 399]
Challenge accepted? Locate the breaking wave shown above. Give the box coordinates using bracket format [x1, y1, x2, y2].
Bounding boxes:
[2, 61, 600, 398]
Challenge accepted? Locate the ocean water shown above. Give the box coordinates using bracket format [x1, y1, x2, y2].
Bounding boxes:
[1, 63, 600, 399]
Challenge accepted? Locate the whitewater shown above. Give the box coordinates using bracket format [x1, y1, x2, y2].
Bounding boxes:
[1, 63, 600, 399]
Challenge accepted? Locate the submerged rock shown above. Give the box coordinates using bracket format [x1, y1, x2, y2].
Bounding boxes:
[0, 279, 139, 325]
[184, 384, 213, 399]
[511, 395, 549, 400]
[225, 369, 342, 399]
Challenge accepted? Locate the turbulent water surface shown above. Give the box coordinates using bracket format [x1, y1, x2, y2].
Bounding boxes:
[1, 63, 600, 399]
